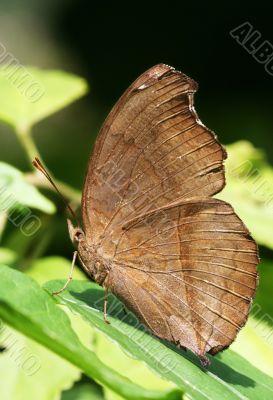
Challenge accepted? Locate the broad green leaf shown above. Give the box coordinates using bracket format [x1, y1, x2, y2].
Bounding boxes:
[0, 65, 88, 129]
[0, 324, 81, 400]
[27, 256, 86, 284]
[217, 141, 273, 249]
[95, 333, 176, 400]
[231, 317, 273, 378]
[231, 260, 273, 377]
[44, 279, 273, 400]
[27, 255, 95, 351]
[0, 162, 55, 214]
[0, 265, 181, 400]
[28, 257, 175, 400]
[0, 257, 96, 400]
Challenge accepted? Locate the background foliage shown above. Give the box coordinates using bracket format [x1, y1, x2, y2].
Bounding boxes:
[0, 3, 272, 400]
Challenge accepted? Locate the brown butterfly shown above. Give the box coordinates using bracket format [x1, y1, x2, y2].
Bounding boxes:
[35, 64, 259, 366]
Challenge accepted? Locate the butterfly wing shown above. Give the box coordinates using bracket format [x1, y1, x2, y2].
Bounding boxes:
[80, 64, 258, 360]
[107, 198, 258, 359]
[82, 64, 226, 247]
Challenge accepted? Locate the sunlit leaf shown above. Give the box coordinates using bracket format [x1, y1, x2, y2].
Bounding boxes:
[28, 256, 86, 284]
[0, 325, 81, 400]
[0, 265, 180, 400]
[0, 257, 97, 400]
[45, 279, 273, 400]
[28, 257, 175, 400]
[95, 333, 176, 400]
[231, 318, 273, 379]
[231, 259, 273, 377]
[27, 255, 95, 350]
[0, 66, 88, 129]
[0, 162, 55, 214]
[218, 141, 273, 249]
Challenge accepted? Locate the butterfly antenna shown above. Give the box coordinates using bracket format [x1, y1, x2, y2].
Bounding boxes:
[32, 157, 79, 225]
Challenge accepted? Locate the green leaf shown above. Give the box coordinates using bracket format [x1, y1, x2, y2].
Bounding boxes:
[27, 256, 86, 284]
[28, 256, 175, 400]
[217, 141, 273, 249]
[44, 279, 273, 400]
[0, 324, 82, 400]
[0, 65, 88, 129]
[231, 259, 273, 378]
[0, 258, 95, 400]
[95, 333, 176, 400]
[27, 255, 95, 350]
[0, 265, 181, 400]
[231, 317, 273, 379]
[0, 161, 55, 214]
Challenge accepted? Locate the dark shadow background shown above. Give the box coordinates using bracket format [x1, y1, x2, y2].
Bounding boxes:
[53, 2, 273, 158]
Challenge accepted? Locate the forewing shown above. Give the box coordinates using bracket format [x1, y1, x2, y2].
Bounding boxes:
[82, 64, 226, 245]
[108, 198, 258, 359]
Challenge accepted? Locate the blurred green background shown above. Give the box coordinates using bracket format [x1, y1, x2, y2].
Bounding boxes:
[0, 2, 273, 400]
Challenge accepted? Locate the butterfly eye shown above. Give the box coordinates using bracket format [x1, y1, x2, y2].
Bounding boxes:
[74, 229, 83, 242]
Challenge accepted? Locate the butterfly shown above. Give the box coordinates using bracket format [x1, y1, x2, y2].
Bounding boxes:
[35, 64, 259, 366]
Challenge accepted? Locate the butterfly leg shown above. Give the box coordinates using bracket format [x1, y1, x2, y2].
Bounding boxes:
[52, 251, 77, 296]
[104, 287, 111, 324]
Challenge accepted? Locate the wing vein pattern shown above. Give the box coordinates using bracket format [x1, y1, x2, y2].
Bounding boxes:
[81, 64, 259, 359]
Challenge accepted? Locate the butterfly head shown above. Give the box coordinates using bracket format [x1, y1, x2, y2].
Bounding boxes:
[67, 218, 85, 246]
[67, 218, 109, 285]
